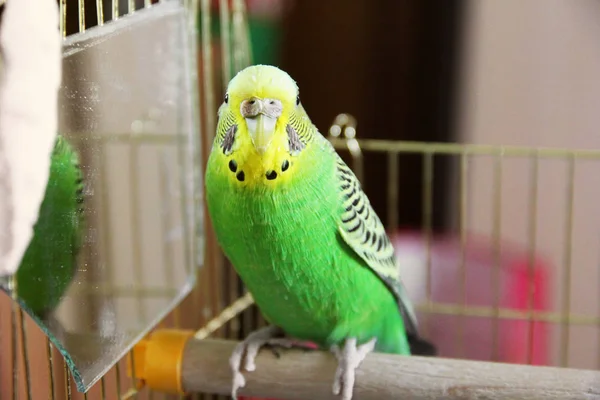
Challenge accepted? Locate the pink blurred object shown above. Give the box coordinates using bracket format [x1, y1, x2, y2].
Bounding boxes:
[390, 229, 550, 365]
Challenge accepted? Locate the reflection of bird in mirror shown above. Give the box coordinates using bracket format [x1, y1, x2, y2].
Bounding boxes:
[15, 134, 85, 318]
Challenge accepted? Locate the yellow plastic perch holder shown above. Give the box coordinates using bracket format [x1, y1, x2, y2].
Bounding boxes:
[128, 329, 195, 394]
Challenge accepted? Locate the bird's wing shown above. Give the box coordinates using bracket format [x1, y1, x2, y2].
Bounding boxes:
[334, 153, 418, 335]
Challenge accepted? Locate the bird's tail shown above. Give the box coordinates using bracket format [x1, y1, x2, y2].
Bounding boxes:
[408, 333, 437, 356]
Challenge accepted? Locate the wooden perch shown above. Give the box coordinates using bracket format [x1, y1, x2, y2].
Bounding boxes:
[180, 338, 600, 400]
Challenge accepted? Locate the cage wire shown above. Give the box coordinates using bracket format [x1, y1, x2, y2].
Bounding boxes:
[3, 0, 600, 399]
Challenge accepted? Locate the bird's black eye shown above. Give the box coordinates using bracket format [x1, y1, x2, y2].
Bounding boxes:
[224, 93, 229, 104]
[296, 95, 300, 106]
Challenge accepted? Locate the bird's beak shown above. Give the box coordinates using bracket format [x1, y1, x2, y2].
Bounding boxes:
[241, 97, 283, 155]
[245, 113, 278, 155]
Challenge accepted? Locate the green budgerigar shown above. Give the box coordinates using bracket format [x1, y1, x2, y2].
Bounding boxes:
[15, 134, 84, 317]
[205, 65, 435, 400]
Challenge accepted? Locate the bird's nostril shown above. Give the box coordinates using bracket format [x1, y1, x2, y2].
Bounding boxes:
[269, 100, 275, 105]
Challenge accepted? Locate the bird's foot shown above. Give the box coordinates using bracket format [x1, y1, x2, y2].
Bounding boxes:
[229, 325, 299, 399]
[330, 338, 376, 400]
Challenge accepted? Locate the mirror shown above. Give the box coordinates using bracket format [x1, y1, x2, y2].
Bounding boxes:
[0, 0, 201, 391]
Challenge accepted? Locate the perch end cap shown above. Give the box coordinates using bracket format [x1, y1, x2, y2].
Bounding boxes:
[128, 329, 194, 394]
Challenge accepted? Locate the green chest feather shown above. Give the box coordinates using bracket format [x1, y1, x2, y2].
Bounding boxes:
[205, 143, 405, 351]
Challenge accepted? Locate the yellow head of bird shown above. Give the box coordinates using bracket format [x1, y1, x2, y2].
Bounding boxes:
[223, 64, 300, 156]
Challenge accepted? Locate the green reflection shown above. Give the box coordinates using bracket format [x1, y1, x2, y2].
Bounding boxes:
[15, 134, 84, 318]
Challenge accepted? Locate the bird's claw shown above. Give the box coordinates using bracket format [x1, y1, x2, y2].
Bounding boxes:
[229, 326, 298, 400]
[330, 338, 376, 400]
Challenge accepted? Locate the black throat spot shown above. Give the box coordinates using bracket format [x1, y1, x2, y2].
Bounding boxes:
[266, 170, 278, 180]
